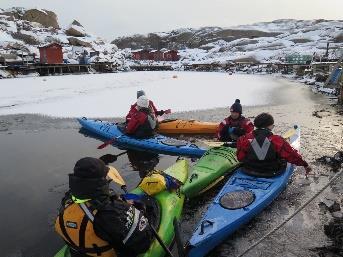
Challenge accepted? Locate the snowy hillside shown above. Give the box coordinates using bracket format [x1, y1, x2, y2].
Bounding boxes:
[0, 7, 126, 66]
[114, 19, 343, 64]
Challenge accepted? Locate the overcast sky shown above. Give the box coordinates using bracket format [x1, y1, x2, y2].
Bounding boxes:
[1, 0, 343, 40]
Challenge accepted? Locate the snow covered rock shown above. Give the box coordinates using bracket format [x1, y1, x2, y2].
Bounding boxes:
[67, 37, 92, 47]
[11, 30, 40, 45]
[66, 20, 86, 37]
[22, 9, 59, 29]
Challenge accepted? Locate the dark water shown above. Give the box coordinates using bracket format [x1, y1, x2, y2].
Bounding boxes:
[0, 127, 180, 257]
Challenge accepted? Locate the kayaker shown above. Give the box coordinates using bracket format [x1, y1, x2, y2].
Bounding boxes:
[217, 99, 254, 142]
[125, 95, 158, 138]
[236, 113, 312, 177]
[55, 157, 154, 257]
[126, 90, 170, 122]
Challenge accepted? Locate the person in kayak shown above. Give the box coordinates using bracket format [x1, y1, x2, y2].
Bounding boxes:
[236, 112, 312, 177]
[125, 95, 158, 138]
[55, 157, 154, 257]
[126, 90, 170, 122]
[217, 99, 254, 143]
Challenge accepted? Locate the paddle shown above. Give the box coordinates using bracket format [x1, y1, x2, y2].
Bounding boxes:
[99, 151, 127, 164]
[107, 165, 175, 257]
[107, 166, 128, 193]
[97, 136, 120, 149]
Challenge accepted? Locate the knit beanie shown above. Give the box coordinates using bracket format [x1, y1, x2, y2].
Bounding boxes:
[230, 99, 242, 114]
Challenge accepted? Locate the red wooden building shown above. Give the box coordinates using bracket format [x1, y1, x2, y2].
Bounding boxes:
[132, 49, 150, 60]
[163, 50, 179, 61]
[150, 50, 164, 61]
[132, 49, 179, 61]
[39, 43, 63, 64]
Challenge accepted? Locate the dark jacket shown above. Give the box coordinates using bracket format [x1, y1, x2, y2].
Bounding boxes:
[237, 128, 308, 177]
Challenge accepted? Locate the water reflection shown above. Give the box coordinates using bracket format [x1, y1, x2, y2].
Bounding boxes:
[127, 150, 159, 178]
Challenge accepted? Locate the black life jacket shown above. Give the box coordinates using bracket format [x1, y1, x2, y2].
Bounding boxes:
[242, 128, 286, 177]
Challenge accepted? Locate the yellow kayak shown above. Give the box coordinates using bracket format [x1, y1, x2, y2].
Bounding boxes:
[157, 119, 219, 134]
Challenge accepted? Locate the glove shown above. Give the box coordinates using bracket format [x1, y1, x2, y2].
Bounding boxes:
[99, 154, 117, 165]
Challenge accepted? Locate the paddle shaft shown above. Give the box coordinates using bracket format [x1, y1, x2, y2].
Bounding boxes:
[115, 151, 127, 158]
[149, 223, 175, 257]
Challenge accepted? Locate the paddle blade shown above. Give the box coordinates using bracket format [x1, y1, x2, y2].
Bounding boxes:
[282, 128, 296, 140]
[97, 138, 115, 149]
[164, 109, 171, 114]
[107, 166, 126, 186]
[99, 154, 118, 165]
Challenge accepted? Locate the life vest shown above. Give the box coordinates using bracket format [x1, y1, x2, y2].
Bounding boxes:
[242, 129, 286, 177]
[132, 110, 157, 138]
[55, 199, 117, 257]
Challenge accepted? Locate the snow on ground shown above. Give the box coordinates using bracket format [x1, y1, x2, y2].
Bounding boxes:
[0, 72, 284, 118]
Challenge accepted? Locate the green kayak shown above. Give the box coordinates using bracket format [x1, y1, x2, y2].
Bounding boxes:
[54, 159, 189, 257]
[181, 146, 239, 198]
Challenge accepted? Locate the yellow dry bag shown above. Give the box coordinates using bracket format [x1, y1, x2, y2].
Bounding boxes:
[139, 173, 166, 196]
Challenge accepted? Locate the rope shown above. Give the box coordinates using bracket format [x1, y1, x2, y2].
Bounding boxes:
[236, 168, 343, 257]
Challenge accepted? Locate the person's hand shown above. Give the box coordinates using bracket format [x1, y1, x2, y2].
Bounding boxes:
[304, 166, 312, 177]
[99, 154, 117, 165]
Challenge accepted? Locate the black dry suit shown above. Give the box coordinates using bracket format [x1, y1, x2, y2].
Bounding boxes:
[242, 128, 286, 177]
[55, 175, 154, 257]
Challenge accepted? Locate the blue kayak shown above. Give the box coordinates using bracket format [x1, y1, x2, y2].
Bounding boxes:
[78, 117, 207, 157]
[187, 126, 300, 257]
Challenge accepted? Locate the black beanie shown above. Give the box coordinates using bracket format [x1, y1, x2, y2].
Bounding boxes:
[73, 157, 109, 179]
[230, 99, 242, 114]
[254, 113, 274, 128]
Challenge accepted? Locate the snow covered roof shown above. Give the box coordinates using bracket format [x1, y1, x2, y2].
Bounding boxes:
[312, 61, 338, 65]
[131, 49, 143, 53]
[38, 42, 62, 48]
